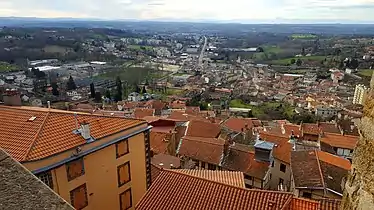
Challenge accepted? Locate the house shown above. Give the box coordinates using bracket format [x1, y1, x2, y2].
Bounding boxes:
[0, 149, 74, 210]
[128, 92, 142, 102]
[135, 169, 294, 210]
[301, 123, 321, 142]
[134, 108, 155, 119]
[290, 150, 351, 200]
[0, 106, 152, 210]
[177, 136, 225, 171]
[221, 143, 270, 189]
[320, 133, 358, 160]
[260, 132, 293, 191]
[315, 106, 341, 119]
[185, 120, 221, 138]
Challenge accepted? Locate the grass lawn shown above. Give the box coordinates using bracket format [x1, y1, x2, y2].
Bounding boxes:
[270, 55, 328, 65]
[358, 69, 374, 77]
[128, 45, 153, 51]
[291, 34, 318, 39]
[0, 62, 20, 72]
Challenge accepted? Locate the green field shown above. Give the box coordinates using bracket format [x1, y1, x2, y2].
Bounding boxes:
[262, 45, 283, 53]
[230, 100, 294, 120]
[270, 56, 328, 65]
[43, 45, 71, 54]
[0, 62, 20, 72]
[128, 45, 153, 51]
[98, 67, 152, 84]
[291, 34, 318, 39]
[358, 69, 374, 77]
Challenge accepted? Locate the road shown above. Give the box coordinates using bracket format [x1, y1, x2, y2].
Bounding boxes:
[198, 36, 208, 68]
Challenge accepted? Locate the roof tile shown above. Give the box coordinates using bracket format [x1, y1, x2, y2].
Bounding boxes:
[186, 120, 221, 138]
[0, 106, 145, 161]
[135, 170, 294, 210]
[320, 133, 358, 150]
[178, 136, 225, 165]
[175, 169, 245, 187]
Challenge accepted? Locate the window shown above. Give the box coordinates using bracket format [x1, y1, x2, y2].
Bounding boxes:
[269, 173, 272, 180]
[119, 188, 132, 210]
[201, 162, 206, 169]
[279, 178, 284, 185]
[280, 163, 286, 173]
[118, 162, 131, 187]
[37, 171, 53, 189]
[244, 174, 252, 180]
[208, 163, 216, 170]
[70, 184, 88, 210]
[116, 139, 129, 158]
[302, 192, 312, 199]
[271, 161, 274, 167]
[66, 158, 85, 181]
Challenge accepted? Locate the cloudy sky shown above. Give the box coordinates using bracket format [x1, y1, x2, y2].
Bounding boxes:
[0, 0, 374, 22]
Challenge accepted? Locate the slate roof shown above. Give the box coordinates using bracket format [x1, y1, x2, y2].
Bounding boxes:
[135, 170, 294, 210]
[291, 150, 351, 195]
[0, 149, 74, 210]
[0, 106, 145, 162]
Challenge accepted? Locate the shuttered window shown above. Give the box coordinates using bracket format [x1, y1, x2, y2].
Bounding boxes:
[116, 139, 129, 158]
[70, 184, 88, 210]
[66, 158, 85, 181]
[119, 188, 132, 210]
[118, 162, 131, 187]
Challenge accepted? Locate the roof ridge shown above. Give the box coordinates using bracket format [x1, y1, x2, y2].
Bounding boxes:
[182, 136, 226, 145]
[162, 169, 293, 195]
[23, 112, 50, 161]
[314, 149, 326, 196]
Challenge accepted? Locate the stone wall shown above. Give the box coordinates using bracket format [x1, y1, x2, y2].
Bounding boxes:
[342, 73, 374, 210]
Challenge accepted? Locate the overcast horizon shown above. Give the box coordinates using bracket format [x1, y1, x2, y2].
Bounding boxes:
[0, 0, 374, 23]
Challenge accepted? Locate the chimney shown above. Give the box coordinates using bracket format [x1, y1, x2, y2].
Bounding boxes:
[80, 121, 91, 140]
[3, 89, 21, 106]
[47, 101, 51, 109]
[280, 123, 285, 135]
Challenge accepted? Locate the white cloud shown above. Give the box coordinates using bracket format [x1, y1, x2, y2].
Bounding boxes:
[0, 0, 373, 21]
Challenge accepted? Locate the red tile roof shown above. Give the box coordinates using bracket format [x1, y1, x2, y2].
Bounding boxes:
[319, 122, 341, 134]
[316, 151, 351, 170]
[303, 123, 321, 135]
[150, 132, 169, 154]
[177, 136, 225, 165]
[320, 133, 358, 150]
[223, 118, 253, 133]
[185, 106, 200, 115]
[0, 106, 145, 162]
[291, 150, 351, 195]
[273, 140, 292, 164]
[186, 120, 221, 138]
[291, 198, 319, 210]
[134, 108, 155, 119]
[222, 144, 269, 180]
[283, 124, 302, 137]
[135, 169, 294, 210]
[175, 169, 245, 187]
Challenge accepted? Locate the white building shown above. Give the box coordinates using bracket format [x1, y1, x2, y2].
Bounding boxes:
[353, 84, 369, 105]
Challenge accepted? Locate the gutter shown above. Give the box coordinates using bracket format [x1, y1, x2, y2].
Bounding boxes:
[32, 125, 152, 174]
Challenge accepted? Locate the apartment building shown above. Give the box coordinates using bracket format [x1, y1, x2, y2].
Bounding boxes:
[0, 106, 152, 210]
[353, 84, 369, 105]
